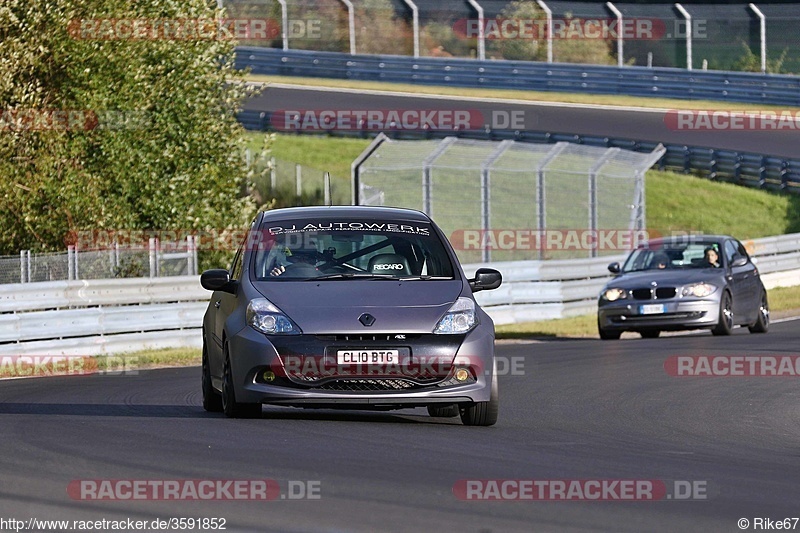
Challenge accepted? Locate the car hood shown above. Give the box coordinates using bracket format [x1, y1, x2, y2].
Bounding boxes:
[605, 268, 725, 289]
[252, 280, 465, 334]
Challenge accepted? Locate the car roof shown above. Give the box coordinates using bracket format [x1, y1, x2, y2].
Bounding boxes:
[259, 205, 432, 223]
[641, 234, 736, 247]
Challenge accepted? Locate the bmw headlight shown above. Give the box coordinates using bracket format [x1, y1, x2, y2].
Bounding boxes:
[681, 282, 718, 298]
[246, 298, 301, 335]
[600, 288, 628, 302]
[434, 297, 478, 334]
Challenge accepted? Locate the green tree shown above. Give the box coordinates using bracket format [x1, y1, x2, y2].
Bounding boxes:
[0, 0, 259, 260]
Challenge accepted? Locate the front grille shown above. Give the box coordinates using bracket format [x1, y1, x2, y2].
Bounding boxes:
[632, 289, 652, 300]
[655, 287, 677, 299]
[315, 379, 418, 391]
[323, 334, 420, 342]
[631, 287, 677, 300]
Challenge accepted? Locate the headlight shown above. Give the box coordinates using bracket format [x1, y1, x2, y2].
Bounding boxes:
[434, 297, 478, 334]
[601, 288, 628, 302]
[246, 298, 301, 335]
[681, 283, 718, 298]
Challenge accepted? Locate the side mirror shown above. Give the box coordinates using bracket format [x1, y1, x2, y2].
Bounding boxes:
[731, 255, 748, 268]
[469, 268, 502, 293]
[608, 262, 621, 274]
[200, 269, 237, 294]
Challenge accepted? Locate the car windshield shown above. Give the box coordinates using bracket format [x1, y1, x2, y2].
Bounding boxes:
[622, 242, 722, 272]
[252, 219, 456, 281]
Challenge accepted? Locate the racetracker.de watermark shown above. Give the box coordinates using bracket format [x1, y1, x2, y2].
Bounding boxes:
[452, 17, 707, 40]
[68, 18, 321, 41]
[665, 356, 800, 377]
[449, 229, 655, 252]
[67, 479, 321, 500]
[0, 109, 150, 132]
[453, 479, 709, 500]
[664, 110, 800, 131]
[271, 109, 485, 132]
[0, 356, 137, 378]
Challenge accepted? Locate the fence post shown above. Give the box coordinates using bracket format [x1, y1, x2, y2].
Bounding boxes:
[606, 2, 624, 67]
[68, 245, 75, 281]
[339, 0, 356, 54]
[748, 3, 767, 74]
[19, 250, 26, 283]
[270, 156, 276, 191]
[149, 237, 157, 278]
[402, 0, 420, 58]
[466, 0, 485, 60]
[675, 3, 693, 70]
[536, 142, 568, 260]
[324, 172, 332, 206]
[588, 148, 619, 258]
[295, 164, 302, 200]
[277, 0, 289, 50]
[536, 0, 553, 63]
[73, 242, 79, 280]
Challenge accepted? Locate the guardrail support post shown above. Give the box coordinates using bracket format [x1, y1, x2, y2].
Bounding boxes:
[536, 0, 553, 63]
[466, 0, 486, 60]
[606, 2, 624, 67]
[675, 3, 692, 70]
[748, 3, 767, 74]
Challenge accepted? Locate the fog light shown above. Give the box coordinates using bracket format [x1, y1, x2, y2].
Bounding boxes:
[455, 368, 470, 382]
[262, 370, 275, 382]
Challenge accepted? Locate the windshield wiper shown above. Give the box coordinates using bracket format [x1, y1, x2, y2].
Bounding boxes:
[311, 273, 397, 281]
[396, 276, 452, 281]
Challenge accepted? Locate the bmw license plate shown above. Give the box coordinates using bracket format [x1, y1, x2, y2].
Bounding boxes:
[639, 304, 665, 315]
[337, 349, 400, 365]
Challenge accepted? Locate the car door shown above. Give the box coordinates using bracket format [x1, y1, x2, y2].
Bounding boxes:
[723, 239, 751, 323]
[735, 239, 760, 321]
[209, 239, 245, 383]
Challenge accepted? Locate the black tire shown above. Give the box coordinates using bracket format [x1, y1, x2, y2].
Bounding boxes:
[460, 364, 499, 427]
[427, 404, 459, 418]
[222, 346, 261, 419]
[202, 342, 223, 413]
[640, 329, 660, 339]
[598, 319, 622, 340]
[748, 291, 769, 334]
[711, 292, 733, 336]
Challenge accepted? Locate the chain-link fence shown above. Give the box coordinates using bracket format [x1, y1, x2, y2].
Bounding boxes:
[0, 239, 198, 285]
[354, 136, 665, 262]
[225, 0, 800, 72]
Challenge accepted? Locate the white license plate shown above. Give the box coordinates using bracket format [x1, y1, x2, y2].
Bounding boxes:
[639, 304, 665, 315]
[337, 350, 400, 365]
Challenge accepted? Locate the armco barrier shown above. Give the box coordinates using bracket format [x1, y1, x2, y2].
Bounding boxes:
[236, 47, 800, 106]
[2, 233, 800, 353]
[238, 109, 800, 193]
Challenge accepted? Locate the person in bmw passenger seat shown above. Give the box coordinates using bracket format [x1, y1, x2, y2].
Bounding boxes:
[702, 247, 721, 268]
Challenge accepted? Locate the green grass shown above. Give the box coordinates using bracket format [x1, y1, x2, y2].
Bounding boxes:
[246, 133, 371, 179]
[248, 74, 800, 112]
[646, 170, 800, 239]
[496, 285, 800, 339]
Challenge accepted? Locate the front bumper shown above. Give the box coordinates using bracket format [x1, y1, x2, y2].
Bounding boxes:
[598, 298, 720, 331]
[227, 325, 495, 408]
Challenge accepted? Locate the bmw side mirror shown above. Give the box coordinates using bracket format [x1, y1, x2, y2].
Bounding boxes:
[731, 255, 748, 267]
[200, 269, 237, 294]
[608, 262, 621, 274]
[469, 268, 502, 292]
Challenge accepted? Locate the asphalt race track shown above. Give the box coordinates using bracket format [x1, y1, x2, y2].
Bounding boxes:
[1, 321, 799, 532]
[244, 84, 800, 158]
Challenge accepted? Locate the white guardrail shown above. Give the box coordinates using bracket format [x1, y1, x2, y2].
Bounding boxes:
[0, 233, 799, 355]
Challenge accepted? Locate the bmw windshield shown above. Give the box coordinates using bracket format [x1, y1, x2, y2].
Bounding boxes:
[252, 219, 456, 281]
[622, 242, 722, 272]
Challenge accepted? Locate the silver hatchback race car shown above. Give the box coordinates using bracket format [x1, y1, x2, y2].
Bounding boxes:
[200, 206, 502, 425]
[597, 235, 769, 339]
